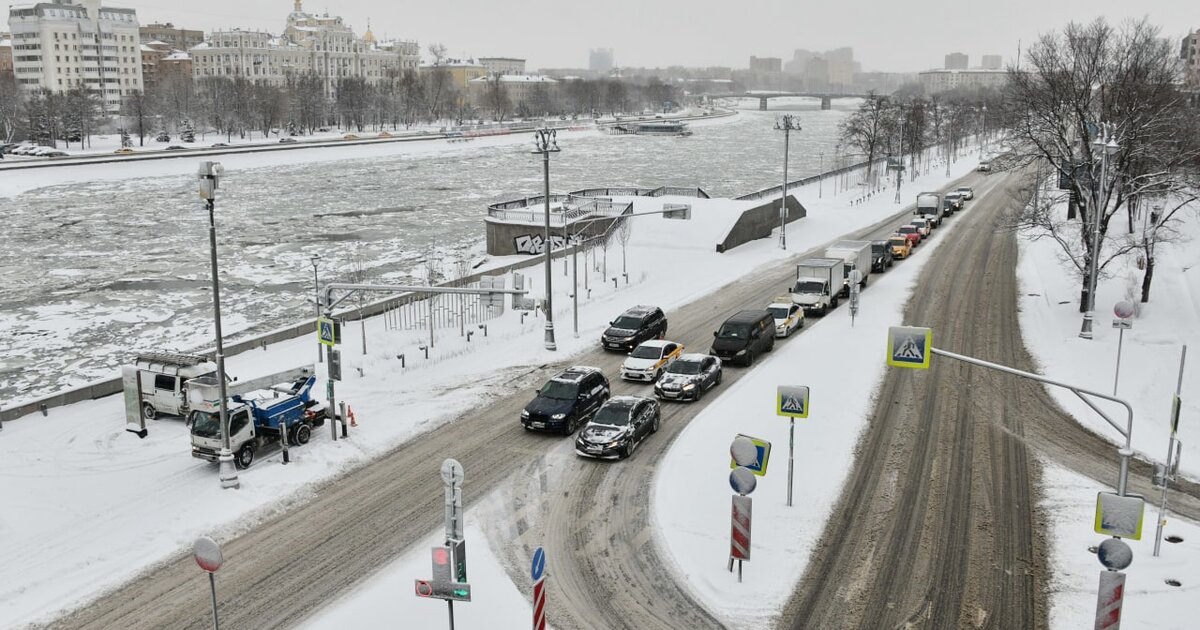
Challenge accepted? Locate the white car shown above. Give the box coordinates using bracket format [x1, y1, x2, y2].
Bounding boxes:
[13, 144, 38, 155]
[768, 301, 804, 338]
[955, 186, 974, 200]
[621, 339, 684, 382]
[912, 218, 932, 237]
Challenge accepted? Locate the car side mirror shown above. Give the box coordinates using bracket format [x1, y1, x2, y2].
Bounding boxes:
[712, 331, 718, 337]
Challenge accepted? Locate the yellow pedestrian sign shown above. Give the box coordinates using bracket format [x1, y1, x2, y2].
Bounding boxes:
[777, 385, 809, 418]
[887, 326, 932, 370]
[1094, 492, 1145, 540]
[729, 434, 772, 476]
[318, 317, 337, 347]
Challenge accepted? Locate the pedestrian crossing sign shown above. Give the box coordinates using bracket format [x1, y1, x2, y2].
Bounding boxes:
[887, 326, 932, 370]
[318, 317, 337, 347]
[776, 385, 810, 418]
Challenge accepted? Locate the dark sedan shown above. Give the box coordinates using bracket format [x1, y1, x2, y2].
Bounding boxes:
[654, 354, 722, 402]
[575, 396, 660, 459]
[521, 366, 609, 435]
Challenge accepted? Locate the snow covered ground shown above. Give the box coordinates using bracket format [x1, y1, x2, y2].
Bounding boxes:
[1016, 188, 1200, 625]
[0, 141, 979, 627]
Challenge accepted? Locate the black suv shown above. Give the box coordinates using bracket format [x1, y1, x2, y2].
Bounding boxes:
[870, 240, 895, 272]
[521, 366, 610, 435]
[601, 306, 667, 352]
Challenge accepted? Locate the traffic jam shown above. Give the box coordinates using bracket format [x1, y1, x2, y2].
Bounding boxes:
[521, 187, 975, 460]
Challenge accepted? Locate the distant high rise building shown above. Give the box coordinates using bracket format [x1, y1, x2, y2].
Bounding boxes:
[7, 0, 144, 114]
[589, 48, 613, 73]
[920, 68, 1008, 93]
[139, 22, 202, 49]
[0, 32, 11, 74]
[980, 54, 1002, 70]
[944, 52, 968, 70]
[1183, 29, 1200, 87]
[748, 56, 781, 73]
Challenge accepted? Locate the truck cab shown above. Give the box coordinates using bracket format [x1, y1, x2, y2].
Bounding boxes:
[188, 373, 322, 469]
[791, 258, 843, 316]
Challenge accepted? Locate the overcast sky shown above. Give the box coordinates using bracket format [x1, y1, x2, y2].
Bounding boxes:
[103, 0, 1194, 72]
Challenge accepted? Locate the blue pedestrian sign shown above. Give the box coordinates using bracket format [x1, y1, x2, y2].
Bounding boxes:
[729, 434, 771, 476]
[887, 326, 932, 370]
[777, 385, 809, 418]
[318, 317, 337, 347]
[531, 546, 546, 581]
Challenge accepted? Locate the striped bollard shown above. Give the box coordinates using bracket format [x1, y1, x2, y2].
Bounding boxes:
[531, 546, 546, 630]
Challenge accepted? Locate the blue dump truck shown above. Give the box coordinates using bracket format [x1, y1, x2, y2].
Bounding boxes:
[187, 368, 325, 469]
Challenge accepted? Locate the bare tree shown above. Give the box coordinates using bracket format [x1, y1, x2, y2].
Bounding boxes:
[483, 76, 511, 122]
[1002, 17, 1200, 306]
[0, 71, 20, 142]
[617, 217, 633, 276]
[839, 92, 891, 180]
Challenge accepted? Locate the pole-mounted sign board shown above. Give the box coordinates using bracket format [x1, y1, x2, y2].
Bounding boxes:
[1094, 492, 1145, 540]
[777, 385, 810, 418]
[729, 434, 772, 476]
[318, 317, 340, 347]
[887, 326, 932, 370]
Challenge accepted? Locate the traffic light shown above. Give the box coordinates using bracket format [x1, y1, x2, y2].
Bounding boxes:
[431, 546, 451, 582]
[413, 579, 472, 602]
[328, 348, 342, 381]
[451, 539, 467, 582]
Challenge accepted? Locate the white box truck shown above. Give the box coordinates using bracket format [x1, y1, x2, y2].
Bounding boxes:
[916, 192, 943, 225]
[791, 258, 843, 316]
[824, 241, 872, 297]
[122, 352, 218, 436]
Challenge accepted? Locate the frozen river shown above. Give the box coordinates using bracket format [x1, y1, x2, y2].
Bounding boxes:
[1, 100, 855, 403]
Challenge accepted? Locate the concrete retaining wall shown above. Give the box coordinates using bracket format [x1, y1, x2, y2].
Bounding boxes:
[716, 195, 807, 253]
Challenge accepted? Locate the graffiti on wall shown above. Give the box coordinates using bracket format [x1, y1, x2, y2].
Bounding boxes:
[514, 234, 567, 255]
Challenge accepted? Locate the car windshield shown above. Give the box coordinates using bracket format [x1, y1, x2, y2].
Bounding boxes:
[592, 405, 633, 426]
[666, 360, 703, 375]
[899, 226, 916, 233]
[889, 238, 907, 247]
[630, 345, 662, 359]
[611, 315, 643, 329]
[717, 323, 750, 339]
[793, 280, 825, 293]
[768, 306, 791, 320]
[190, 411, 221, 438]
[871, 244, 885, 254]
[539, 380, 578, 400]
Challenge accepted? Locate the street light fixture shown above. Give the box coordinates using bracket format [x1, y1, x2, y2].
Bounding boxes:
[198, 160, 238, 490]
[311, 254, 322, 364]
[532, 128, 559, 351]
[1080, 123, 1119, 340]
[775, 115, 801, 250]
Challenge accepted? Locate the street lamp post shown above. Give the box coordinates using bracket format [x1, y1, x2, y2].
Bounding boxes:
[533, 128, 559, 351]
[775, 115, 801, 250]
[198, 161, 238, 490]
[1080, 124, 1119, 340]
[818, 151, 824, 198]
[979, 105, 987, 160]
[311, 254, 322, 364]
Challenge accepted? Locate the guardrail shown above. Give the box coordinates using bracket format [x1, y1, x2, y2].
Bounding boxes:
[734, 158, 886, 202]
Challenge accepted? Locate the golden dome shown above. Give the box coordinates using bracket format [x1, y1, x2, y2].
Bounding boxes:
[362, 18, 376, 43]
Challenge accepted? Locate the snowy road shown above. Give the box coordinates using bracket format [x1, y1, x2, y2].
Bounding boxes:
[779, 170, 1200, 629]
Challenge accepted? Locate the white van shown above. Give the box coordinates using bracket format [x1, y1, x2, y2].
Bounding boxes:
[122, 352, 218, 421]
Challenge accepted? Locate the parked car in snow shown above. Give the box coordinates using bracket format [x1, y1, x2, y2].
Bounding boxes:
[654, 354, 722, 402]
[621, 339, 684, 382]
[767, 301, 804, 338]
[574, 396, 660, 459]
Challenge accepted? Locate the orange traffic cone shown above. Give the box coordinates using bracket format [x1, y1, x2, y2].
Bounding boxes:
[349, 406, 358, 427]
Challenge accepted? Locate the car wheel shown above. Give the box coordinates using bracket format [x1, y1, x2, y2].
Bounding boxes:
[621, 440, 634, 459]
[294, 423, 312, 445]
[716, 370, 723, 385]
[562, 416, 575, 436]
[142, 402, 157, 421]
[744, 351, 755, 367]
[235, 443, 255, 469]
[652, 413, 661, 432]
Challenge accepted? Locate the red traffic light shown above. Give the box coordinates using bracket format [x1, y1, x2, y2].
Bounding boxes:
[415, 580, 434, 598]
[432, 547, 450, 566]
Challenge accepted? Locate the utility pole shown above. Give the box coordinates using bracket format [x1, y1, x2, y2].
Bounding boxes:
[1080, 123, 1119, 340]
[311, 254, 322, 364]
[198, 161, 238, 490]
[533, 128, 559, 351]
[775, 114, 801, 250]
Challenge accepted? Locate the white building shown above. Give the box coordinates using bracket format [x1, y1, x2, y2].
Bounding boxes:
[7, 0, 143, 113]
[478, 57, 525, 76]
[918, 68, 1009, 94]
[190, 1, 418, 97]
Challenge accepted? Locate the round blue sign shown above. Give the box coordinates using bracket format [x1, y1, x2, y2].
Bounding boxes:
[531, 546, 546, 581]
[730, 467, 757, 495]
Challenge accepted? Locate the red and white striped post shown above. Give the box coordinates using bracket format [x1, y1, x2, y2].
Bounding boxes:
[531, 546, 547, 630]
[1094, 570, 1125, 630]
[730, 495, 752, 582]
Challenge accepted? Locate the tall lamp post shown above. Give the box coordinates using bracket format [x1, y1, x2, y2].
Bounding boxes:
[775, 115, 801, 250]
[978, 105, 987, 159]
[818, 151, 824, 198]
[533, 128, 559, 351]
[311, 254, 322, 364]
[1080, 123, 1119, 340]
[198, 161, 238, 490]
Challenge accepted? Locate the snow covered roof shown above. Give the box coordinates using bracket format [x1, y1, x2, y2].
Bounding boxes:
[190, 42, 210, 50]
[139, 44, 155, 52]
[164, 51, 190, 60]
[468, 74, 557, 84]
[145, 39, 169, 47]
[0, 39, 12, 48]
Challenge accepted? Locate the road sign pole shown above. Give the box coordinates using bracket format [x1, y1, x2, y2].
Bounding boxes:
[1094, 570, 1125, 630]
[447, 601, 455, 630]
[787, 418, 795, 507]
[1154, 345, 1186, 557]
[208, 572, 220, 630]
[1113, 327, 1125, 396]
[531, 547, 547, 630]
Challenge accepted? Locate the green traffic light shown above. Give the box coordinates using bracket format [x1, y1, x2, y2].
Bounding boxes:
[453, 589, 468, 597]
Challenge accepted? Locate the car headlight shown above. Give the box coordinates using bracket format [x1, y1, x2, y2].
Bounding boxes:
[521, 410, 530, 418]
[736, 349, 747, 356]
[682, 383, 695, 391]
[551, 413, 566, 420]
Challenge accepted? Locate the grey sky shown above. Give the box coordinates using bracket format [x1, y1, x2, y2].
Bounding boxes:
[100, 0, 1194, 72]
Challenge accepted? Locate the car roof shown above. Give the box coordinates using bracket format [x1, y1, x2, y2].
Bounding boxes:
[621, 305, 660, 317]
[635, 339, 674, 349]
[606, 395, 652, 407]
[767, 302, 793, 310]
[724, 310, 771, 324]
[553, 366, 601, 382]
[676, 353, 712, 363]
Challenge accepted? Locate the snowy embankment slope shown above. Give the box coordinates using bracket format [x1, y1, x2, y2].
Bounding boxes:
[1015, 193, 1200, 626]
[0, 146, 976, 628]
